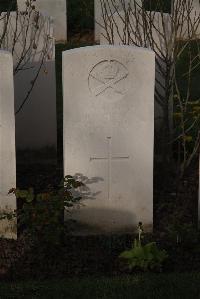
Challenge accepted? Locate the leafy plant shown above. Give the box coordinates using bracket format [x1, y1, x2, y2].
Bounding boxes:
[119, 223, 168, 272]
[119, 240, 168, 272]
[3, 175, 84, 245]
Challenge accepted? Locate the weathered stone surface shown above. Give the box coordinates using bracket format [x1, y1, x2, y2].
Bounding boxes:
[100, 10, 171, 55]
[95, 0, 142, 42]
[0, 51, 16, 239]
[173, 0, 200, 39]
[63, 45, 155, 234]
[99, 9, 171, 132]
[17, 0, 67, 42]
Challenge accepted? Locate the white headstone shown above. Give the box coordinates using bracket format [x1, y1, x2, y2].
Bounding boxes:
[95, 0, 142, 42]
[0, 12, 57, 151]
[99, 9, 171, 131]
[0, 51, 16, 239]
[17, 0, 67, 42]
[100, 9, 171, 56]
[63, 45, 155, 234]
[172, 0, 200, 39]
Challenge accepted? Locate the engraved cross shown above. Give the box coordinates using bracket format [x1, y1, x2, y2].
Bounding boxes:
[90, 137, 129, 200]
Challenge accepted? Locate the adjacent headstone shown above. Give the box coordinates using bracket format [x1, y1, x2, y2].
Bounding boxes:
[97, 0, 199, 43]
[100, 10, 171, 55]
[0, 12, 57, 154]
[63, 45, 155, 234]
[172, 0, 200, 39]
[95, 0, 142, 42]
[100, 9, 171, 131]
[0, 51, 16, 239]
[17, 0, 67, 42]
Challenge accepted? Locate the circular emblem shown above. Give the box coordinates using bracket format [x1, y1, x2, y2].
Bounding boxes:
[88, 60, 129, 99]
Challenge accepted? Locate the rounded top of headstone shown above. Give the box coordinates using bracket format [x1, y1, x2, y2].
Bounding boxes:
[62, 45, 155, 58]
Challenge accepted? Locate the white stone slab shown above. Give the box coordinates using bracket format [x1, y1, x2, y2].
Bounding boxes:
[100, 9, 171, 56]
[63, 45, 155, 234]
[0, 11, 55, 64]
[0, 51, 16, 239]
[95, 0, 142, 42]
[172, 0, 200, 39]
[100, 9, 171, 131]
[0, 12, 57, 150]
[17, 0, 67, 42]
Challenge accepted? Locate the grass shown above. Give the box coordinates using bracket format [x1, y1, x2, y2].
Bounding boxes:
[1, 273, 200, 298]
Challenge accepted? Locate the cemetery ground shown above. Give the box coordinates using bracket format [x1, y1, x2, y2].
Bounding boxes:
[0, 40, 199, 297]
[1, 273, 200, 298]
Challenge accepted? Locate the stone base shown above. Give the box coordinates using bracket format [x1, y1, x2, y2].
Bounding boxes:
[65, 214, 153, 236]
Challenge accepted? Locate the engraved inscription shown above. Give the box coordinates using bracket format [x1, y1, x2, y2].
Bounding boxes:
[88, 60, 129, 97]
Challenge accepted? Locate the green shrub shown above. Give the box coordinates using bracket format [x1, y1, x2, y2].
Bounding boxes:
[1, 175, 84, 245]
[119, 240, 168, 272]
[119, 223, 168, 272]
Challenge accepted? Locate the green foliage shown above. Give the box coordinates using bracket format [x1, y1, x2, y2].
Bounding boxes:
[119, 223, 168, 272]
[119, 240, 168, 272]
[3, 176, 84, 245]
